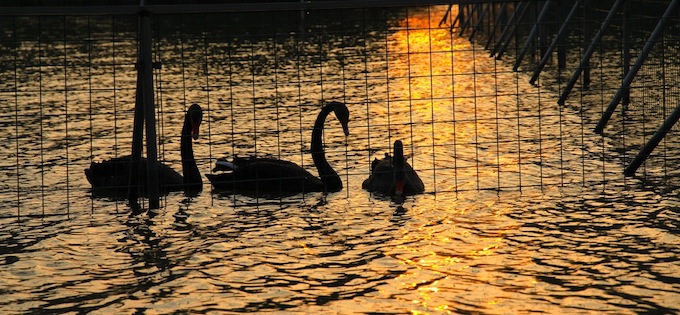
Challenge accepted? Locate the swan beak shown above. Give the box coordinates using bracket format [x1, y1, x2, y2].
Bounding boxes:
[341, 120, 349, 136]
[395, 179, 405, 197]
[192, 124, 200, 140]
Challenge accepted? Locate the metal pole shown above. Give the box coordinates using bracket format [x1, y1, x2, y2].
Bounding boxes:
[459, 3, 480, 36]
[557, 0, 568, 69]
[622, 0, 631, 106]
[139, 10, 160, 209]
[450, 4, 462, 32]
[530, 0, 580, 85]
[469, 3, 491, 41]
[595, 0, 679, 133]
[513, 0, 553, 71]
[128, 68, 144, 206]
[490, 1, 526, 57]
[496, 1, 531, 60]
[439, 4, 454, 27]
[624, 101, 680, 176]
[557, 0, 625, 106]
[484, 2, 508, 50]
[581, 1, 591, 89]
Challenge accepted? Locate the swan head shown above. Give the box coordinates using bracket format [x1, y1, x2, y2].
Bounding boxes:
[328, 101, 350, 136]
[393, 140, 404, 159]
[187, 104, 203, 140]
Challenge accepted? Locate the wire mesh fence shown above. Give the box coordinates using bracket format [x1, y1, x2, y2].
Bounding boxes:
[1, 1, 679, 216]
[477, 1, 680, 184]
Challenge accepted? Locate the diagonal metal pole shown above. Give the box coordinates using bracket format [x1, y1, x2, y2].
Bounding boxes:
[495, 1, 531, 60]
[594, 0, 679, 133]
[625, 101, 680, 176]
[450, 4, 464, 32]
[490, 1, 527, 57]
[513, 0, 553, 71]
[557, 0, 625, 106]
[469, 3, 491, 41]
[530, 0, 581, 85]
[581, 1, 591, 89]
[484, 2, 508, 50]
[621, 0, 631, 106]
[439, 4, 454, 27]
[459, 3, 480, 36]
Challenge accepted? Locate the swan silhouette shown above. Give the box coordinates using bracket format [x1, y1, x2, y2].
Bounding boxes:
[206, 101, 349, 195]
[85, 104, 203, 194]
[362, 140, 424, 197]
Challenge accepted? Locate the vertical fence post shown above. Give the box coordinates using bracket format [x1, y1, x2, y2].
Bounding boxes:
[128, 67, 144, 207]
[594, 0, 680, 133]
[139, 9, 160, 209]
[450, 4, 462, 31]
[556, 0, 568, 69]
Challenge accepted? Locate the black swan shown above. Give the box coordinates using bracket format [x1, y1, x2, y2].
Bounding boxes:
[206, 101, 349, 195]
[362, 140, 424, 197]
[85, 103, 203, 194]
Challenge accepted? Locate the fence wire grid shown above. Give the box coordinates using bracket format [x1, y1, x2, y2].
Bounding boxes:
[1, 1, 679, 216]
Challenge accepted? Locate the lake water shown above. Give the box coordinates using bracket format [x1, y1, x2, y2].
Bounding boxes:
[1, 5, 679, 314]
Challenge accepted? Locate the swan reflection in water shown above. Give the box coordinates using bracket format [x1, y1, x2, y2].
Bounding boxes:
[207, 101, 350, 197]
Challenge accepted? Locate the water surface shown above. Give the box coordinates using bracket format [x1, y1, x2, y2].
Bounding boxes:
[0, 6, 678, 314]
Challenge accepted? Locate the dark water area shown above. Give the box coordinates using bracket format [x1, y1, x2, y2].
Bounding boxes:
[0, 5, 679, 314]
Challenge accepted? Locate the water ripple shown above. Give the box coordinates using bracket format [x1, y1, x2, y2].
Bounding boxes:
[1, 5, 680, 314]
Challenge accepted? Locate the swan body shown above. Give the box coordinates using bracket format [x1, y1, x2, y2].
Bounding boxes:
[85, 104, 203, 194]
[207, 156, 325, 194]
[206, 101, 349, 195]
[362, 140, 424, 197]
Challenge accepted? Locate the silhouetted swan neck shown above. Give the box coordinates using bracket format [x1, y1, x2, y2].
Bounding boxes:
[85, 103, 203, 194]
[206, 101, 350, 195]
[362, 139, 424, 198]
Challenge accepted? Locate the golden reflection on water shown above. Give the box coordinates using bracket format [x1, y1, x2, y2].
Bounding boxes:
[377, 4, 545, 196]
[390, 197, 522, 313]
[382, 8, 538, 312]
[389, 7, 509, 304]
[381, 4, 597, 198]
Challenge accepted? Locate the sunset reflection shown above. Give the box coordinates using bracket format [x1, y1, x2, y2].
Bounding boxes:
[380, 7, 533, 313]
[374, 4, 527, 196]
[387, 6, 469, 102]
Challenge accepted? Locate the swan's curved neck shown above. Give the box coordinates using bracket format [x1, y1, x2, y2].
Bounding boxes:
[393, 147, 405, 181]
[181, 116, 202, 190]
[311, 105, 342, 191]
